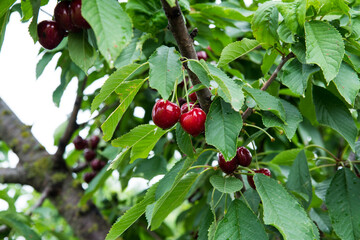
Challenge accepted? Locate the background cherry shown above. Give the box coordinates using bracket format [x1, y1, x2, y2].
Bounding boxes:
[84, 149, 96, 162]
[37, 20, 65, 49]
[218, 153, 238, 174]
[152, 100, 181, 129]
[197, 51, 208, 61]
[83, 172, 96, 183]
[89, 135, 100, 149]
[91, 159, 106, 171]
[180, 108, 206, 136]
[73, 135, 87, 150]
[247, 168, 271, 189]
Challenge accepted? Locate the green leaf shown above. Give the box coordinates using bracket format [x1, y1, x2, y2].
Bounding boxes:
[313, 86, 357, 151]
[68, 31, 97, 73]
[105, 183, 158, 240]
[109, 148, 130, 170]
[307, 0, 349, 16]
[255, 174, 319, 240]
[214, 200, 268, 240]
[309, 208, 332, 234]
[0, 0, 15, 18]
[326, 168, 360, 240]
[218, 38, 260, 67]
[277, 22, 295, 44]
[0, 211, 41, 240]
[148, 46, 182, 100]
[262, 100, 303, 140]
[243, 86, 286, 121]
[53, 120, 68, 146]
[112, 124, 167, 163]
[279, 58, 319, 96]
[271, 148, 314, 166]
[28, 0, 41, 43]
[209, 175, 243, 194]
[134, 155, 167, 180]
[286, 150, 312, 208]
[277, 0, 306, 34]
[205, 98, 242, 161]
[251, 1, 279, 46]
[261, 49, 278, 75]
[305, 21, 344, 82]
[114, 30, 142, 69]
[175, 122, 194, 158]
[188, 60, 211, 87]
[207, 64, 244, 111]
[36, 52, 55, 79]
[333, 63, 360, 106]
[80, 164, 113, 205]
[82, 0, 132, 67]
[198, 207, 214, 240]
[91, 63, 144, 113]
[101, 79, 146, 141]
[0, 10, 10, 53]
[150, 173, 198, 230]
[192, 4, 253, 22]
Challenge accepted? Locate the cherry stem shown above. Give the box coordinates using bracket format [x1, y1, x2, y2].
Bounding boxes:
[171, 78, 178, 103]
[304, 145, 340, 162]
[312, 156, 337, 163]
[243, 123, 275, 142]
[188, 165, 213, 171]
[309, 164, 336, 172]
[182, 70, 191, 110]
[40, 8, 53, 18]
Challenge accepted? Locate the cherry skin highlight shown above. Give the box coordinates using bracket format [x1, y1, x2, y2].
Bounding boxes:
[73, 135, 87, 150]
[236, 146, 252, 167]
[180, 108, 206, 136]
[197, 51, 208, 61]
[54, 1, 79, 32]
[152, 100, 181, 129]
[218, 153, 238, 174]
[37, 20, 65, 49]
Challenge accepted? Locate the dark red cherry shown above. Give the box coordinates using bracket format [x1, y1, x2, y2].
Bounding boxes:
[218, 153, 238, 174]
[91, 159, 106, 171]
[236, 146, 252, 167]
[37, 20, 65, 49]
[197, 51, 208, 61]
[73, 135, 87, 150]
[180, 102, 200, 114]
[83, 172, 96, 183]
[180, 108, 206, 136]
[89, 135, 100, 149]
[54, 1, 79, 32]
[84, 149, 96, 162]
[188, 86, 197, 102]
[70, 0, 90, 29]
[152, 100, 181, 129]
[247, 168, 271, 189]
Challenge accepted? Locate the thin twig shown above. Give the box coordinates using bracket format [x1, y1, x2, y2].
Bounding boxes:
[28, 185, 51, 216]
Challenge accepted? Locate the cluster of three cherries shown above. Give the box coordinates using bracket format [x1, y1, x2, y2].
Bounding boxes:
[37, 0, 90, 50]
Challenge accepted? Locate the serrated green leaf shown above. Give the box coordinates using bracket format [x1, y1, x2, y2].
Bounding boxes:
[262, 99, 303, 140]
[261, 49, 278, 75]
[241, 188, 261, 214]
[82, 0, 132, 67]
[255, 174, 319, 240]
[205, 98, 242, 161]
[91, 63, 144, 113]
[36, 52, 55, 79]
[209, 175, 243, 194]
[149, 46, 182, 100]
[326, 168, 360, 240]
[286, 150, 312, 208]
[175, 122, 194, 158]
[333, 62, 360, 106]
[0, 10, 10, 53]
[80, 163, 113, 205]
[101, 79, 146, 141]
[214, 199, 268, 240]
[251, 1, 279, 46]
[134, 155, 167, 180]
[309, 208, 332, 234]
[277, 22, 295, 44]
[198, 206, 213, 240]
[68, 31, 97, 73]
[114, 30, 142, 69]
[105, 183, 158, 240]
[192, 3, 253, 22]
[280, 58, 319, 96]
[28, 0, 41, 43]
[243, 86, 286, 121]
[0, 0, 15, 18]
[218, 38, 260, 67]
[305, 21, 344, 82]
[150, 173, 198, 230]
[112, 124, 167, 163]
[277, 0, 305, 34]
[207, 64, 244, 111]
[307, 0, 349, 16]
[313, 86, 357, 151]
[0, 211, 41, 240]
[271, 148, 314, 166]
[109, 148, 130, 170]
[188, 60, 211, 87]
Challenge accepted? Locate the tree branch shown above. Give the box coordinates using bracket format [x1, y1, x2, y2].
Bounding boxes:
[54, 77, 87, 168]
[161, 0, 212, 113]
[242, 52, 295, 121]
[0, 167, 27, 185]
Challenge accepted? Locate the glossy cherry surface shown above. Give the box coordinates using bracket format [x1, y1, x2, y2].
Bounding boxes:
[84, 149, 96, 162]
[180, 108, 206, 136]
[89, 135, 100, 149]
[73, 135, 87, 150]
[37, 20, 65, 49]
[180, 102, 200, 114]
[247, 168, 271, 189]
[236, 146, 252, 167]
[197, 51, 208, 61]
[83, 172, 96, 183]
[91, 159, 106, 171]
[152, 100, 181, 129]
[218, 153, 238, 174]
[54, 1, 78, 32]
[70, 0, 90, 29]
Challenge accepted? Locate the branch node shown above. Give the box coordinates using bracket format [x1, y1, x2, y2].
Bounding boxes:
[190, 28, 198, 40]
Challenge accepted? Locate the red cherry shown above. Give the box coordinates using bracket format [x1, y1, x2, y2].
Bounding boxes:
[84, 149, 96, 162]
[152, 100, 181, 129]
[180, 108, 206, 136]
[89, 135, 100, 149]
[188, 86, 197, 102]
[247, 168, 271, 189]
[197, 51, 208, 61]
[37, 20, 65, 49]
[236, 146, 252, 167]
[218, 153, 238, 174]
[206, 46, 212, 51]
[91, 159, 106, 171]
[180, 102, 200, 114]
[73, 135, 87, 150]
[83, 172, 96, 183]
[54, 1, 79, 32]
[70, 0, 90, 29]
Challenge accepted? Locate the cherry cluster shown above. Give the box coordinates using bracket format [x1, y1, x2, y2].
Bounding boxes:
[37, 0, 90, 50]
[73, 135, 106, 183]
[218, 146, 252, 174]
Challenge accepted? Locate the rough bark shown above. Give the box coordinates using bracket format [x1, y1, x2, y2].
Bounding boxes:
[0, 98, 110, 240]
[161, 0, 212, 113]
